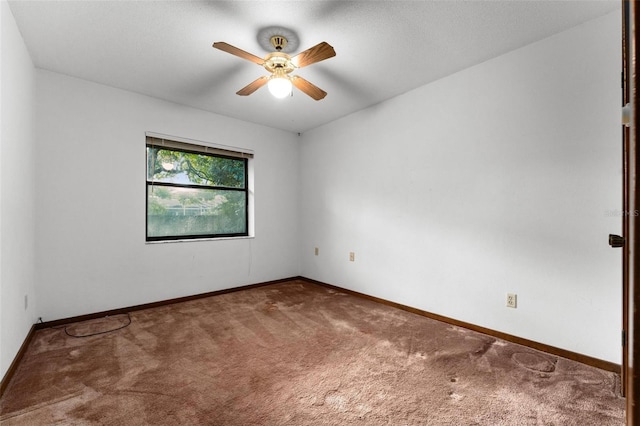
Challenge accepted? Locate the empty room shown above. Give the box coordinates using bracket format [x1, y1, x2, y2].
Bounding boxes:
[0, 0, 635, 424]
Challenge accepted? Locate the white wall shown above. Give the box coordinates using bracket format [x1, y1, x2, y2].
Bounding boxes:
[34, 70, 300, 321]
[1, 0, 37, 378]
[300, 11, 622, 363]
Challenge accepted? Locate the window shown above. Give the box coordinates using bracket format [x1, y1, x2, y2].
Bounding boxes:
[146, 136, 251, 241]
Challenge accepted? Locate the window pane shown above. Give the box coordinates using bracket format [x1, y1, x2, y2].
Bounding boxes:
[147, 185, 247, 238]
[147, 147, 245, 188]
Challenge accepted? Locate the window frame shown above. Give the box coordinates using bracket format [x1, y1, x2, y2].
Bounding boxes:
[145, 136, 251, 242]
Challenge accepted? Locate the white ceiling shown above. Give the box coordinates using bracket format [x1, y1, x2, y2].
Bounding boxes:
[8, 0, 620, 134]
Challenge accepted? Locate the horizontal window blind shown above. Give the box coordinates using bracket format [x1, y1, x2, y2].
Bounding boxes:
[146, 136, 253, 159]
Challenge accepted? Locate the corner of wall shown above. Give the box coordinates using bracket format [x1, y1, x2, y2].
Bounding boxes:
[0, 0, 38, 379]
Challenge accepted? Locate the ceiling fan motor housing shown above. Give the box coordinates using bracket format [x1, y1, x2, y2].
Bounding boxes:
[264, 52, 296, 74]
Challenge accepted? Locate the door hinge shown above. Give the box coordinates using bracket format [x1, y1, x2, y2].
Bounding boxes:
[623, 330, 627, 347]
[623, 103, 632, 127]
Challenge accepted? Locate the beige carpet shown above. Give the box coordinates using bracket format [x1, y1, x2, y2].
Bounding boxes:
[0, 280, 625, 425]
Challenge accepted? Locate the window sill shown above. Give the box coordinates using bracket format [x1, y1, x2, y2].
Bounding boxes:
[145, 235, 255, 244]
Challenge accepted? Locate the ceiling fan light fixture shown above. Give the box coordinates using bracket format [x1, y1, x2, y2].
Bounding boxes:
[268, 73, 292, 98]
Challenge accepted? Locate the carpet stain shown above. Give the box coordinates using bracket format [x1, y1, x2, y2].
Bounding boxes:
[512, 352, 557, 373]
[448, 391, 464, 401]
[263, 301, 279, 312]
[324, 390, 348, 412]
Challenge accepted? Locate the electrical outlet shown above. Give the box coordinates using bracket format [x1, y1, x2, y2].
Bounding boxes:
[24, 295, 28, 310]
[314, 247, 319, 256]
[506, 293, 517, 308]
[349, 252, 355, 262]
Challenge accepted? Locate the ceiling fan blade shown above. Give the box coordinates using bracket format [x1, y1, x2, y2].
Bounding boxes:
[291, 76, 327, 100]
[291, 42, 336, 68]
[236, 76, 269, 96]
[213, 42, 264, 65]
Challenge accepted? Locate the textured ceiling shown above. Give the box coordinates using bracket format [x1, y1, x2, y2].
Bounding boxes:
[8, 1, 620, 133]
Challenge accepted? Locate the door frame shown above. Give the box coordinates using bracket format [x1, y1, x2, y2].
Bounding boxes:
[624, 0, 640, 422]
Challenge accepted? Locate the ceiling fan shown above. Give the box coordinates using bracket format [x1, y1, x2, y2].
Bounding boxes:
[213, 35, 336, 100]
